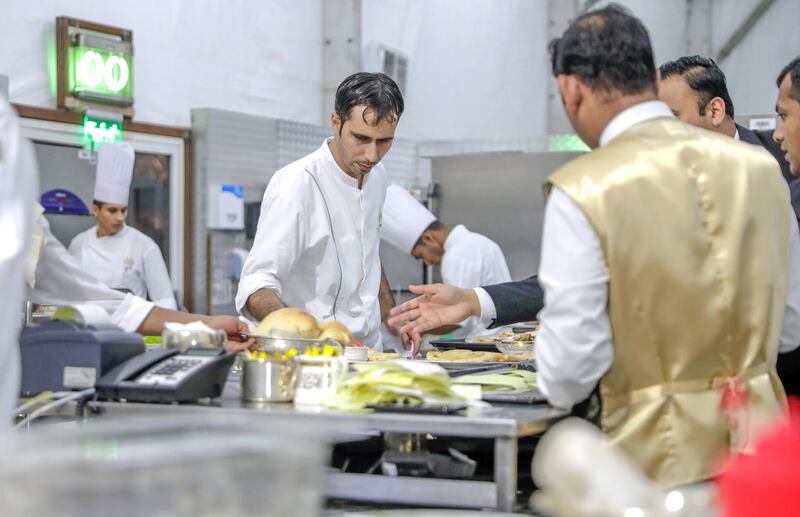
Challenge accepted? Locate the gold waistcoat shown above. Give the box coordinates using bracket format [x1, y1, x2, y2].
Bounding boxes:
[547, 118, 790, 487]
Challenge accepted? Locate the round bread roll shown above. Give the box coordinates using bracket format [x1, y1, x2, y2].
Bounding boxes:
[255, 308, 320, 339]
[318, 320, 354, 346]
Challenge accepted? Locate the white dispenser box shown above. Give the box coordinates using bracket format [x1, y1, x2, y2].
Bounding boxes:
[208, 184, 244, 229]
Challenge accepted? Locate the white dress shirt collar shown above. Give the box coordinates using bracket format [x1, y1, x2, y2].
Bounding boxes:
[598, 100, 674, 147]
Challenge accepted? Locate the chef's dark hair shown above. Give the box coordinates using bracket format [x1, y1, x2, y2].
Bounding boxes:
[659, 56, 735, 117]
[413, 220, 446, 248]
[777, 56, 800, 103]
[334, 72, 404, 135]
[549, 3, 656, 96]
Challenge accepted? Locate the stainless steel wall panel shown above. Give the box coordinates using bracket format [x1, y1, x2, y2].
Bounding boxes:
[431, 151, 581, 281]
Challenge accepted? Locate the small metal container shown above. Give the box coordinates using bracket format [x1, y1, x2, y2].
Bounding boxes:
[241, 358, 299, 402]
[162, 327, 226, 352]
[294, 355, 348, 405]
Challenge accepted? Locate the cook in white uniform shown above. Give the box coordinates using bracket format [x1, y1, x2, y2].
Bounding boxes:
[236, 73, 405, 349]
[382, 185, 512, 287]
[381, 185, 511, 337]
[68, 143, 176, 309]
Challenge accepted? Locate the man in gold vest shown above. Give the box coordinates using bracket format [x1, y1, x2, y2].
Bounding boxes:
[390, 4, 800, 487]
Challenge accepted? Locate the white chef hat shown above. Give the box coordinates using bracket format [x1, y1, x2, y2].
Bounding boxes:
[381, 185, 436, 255]
[93, 143, 135, 205]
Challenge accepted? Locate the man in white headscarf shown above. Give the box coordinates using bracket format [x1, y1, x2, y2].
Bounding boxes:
[69, 143, 176, 309]
[381, 185, 511, 338]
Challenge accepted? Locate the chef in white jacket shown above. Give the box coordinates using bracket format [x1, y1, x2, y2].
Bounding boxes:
[69, 143, 176, 309]
[381, 185, 511, 337]
[236, 73, 405, 349]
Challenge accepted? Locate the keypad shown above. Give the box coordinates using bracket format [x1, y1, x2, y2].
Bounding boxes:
[151, 359, 203, 376]
[137, 357, 212, 386]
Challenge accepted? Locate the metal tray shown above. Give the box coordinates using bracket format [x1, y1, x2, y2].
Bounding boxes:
[422, 359, 535, 370]
[429, 338, 500, 352]
[482, 388, 547, 405]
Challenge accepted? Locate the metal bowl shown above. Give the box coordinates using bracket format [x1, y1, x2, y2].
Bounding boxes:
[249, 334, 344, 356]
[496, 340, 534, 356]
[162, 327, 226, 351]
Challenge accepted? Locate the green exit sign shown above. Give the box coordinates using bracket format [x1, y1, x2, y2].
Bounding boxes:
[83, 115, 123, 146]
[67, 34, 133, 106]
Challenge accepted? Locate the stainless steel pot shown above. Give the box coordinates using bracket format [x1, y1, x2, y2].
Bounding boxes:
[241, 358, 299, 402]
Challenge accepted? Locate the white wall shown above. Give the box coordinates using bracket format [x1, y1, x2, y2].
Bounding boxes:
[597, 0, 688, 65]
[713, 0, 800, 116]
[361, 0, 549, 141]
[599, 0, 799, 117]
[0, 0, 323, 128]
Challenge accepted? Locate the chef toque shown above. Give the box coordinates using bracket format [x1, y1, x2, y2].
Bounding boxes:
[93, 143, 135, 205]
[381, 185, 436, 255]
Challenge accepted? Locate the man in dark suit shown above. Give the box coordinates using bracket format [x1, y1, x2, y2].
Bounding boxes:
[479, 277, 544, 327]
[658, 56, 788, 172]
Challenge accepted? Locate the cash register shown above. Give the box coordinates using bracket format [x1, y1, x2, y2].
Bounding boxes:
[19, 319, 144, 396]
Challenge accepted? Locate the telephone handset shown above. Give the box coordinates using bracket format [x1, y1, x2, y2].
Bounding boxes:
[96, 347, 236, 403]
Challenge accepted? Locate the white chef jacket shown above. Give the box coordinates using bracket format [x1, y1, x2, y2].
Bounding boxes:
[441, 224, 510, 337]
[0, 95, 36, 431]
[69, 224, 176, 309]
[476, 101, 800, 409]
[236, 139, 387, 348]
[29, 215, 155, 334]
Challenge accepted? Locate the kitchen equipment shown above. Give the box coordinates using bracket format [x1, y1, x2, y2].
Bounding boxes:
[241, 357, 298, 402]
[0, 414, 330, 517]
[295, 355, 347, 405]
[495, 340, 535, 356]
[96, 347, 236, 403]
[482, 388, 547, 404]
[249, 334, 320, 355]
[162, 324, 226, 351]
[511, 321, 539, 333]
[343, 346, 368, 361]
[19, 320, 145, 396]
[429, 338, 501, 352]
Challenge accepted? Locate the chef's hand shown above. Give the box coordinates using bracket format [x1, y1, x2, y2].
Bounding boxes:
[206, 315, 255, 353]
[400, 331, 419, 358]
[388, 284, 481, 349]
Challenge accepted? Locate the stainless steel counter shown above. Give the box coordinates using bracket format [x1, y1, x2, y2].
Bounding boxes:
[75, 379, 568, 512]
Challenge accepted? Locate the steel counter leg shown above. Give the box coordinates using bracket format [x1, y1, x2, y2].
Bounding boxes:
[494, 436, 518, 512]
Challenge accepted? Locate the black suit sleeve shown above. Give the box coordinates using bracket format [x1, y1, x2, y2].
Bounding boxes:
[482, 275, 544, 328]
[790, 178, 800, 232]
[778, 179, 800, 396]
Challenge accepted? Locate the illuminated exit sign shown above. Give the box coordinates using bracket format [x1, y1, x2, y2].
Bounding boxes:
[83, 113, 123, 146]
[67, 33, 133, 106]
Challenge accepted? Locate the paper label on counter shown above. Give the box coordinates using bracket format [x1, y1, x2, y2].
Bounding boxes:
[63, 366, 97, 388]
